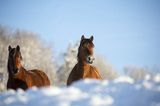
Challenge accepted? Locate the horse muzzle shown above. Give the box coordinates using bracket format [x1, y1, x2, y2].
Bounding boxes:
[87, 55, 95, 64]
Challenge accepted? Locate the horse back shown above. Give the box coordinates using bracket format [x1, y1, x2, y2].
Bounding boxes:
[27, 69, 50, 87]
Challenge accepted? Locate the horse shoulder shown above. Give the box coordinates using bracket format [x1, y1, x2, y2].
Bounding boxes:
[13, 68, 27, 81]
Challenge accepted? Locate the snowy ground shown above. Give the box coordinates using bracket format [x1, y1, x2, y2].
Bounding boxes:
[0, 75, 160, 106]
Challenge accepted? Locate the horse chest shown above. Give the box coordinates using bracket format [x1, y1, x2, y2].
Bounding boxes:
[82, 66, 95, 78]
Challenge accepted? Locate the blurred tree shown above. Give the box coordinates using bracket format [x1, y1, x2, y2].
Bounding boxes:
[124, 65, 160, 81]
[124, 66, 149, 81]
[93, 55, 119, 80]
[56, 42, 78, 86]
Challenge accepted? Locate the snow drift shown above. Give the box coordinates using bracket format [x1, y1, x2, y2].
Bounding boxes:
[0, 76, 160, 106]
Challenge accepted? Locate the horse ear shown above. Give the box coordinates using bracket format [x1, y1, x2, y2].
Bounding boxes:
[8, 45, 12, 51]
[16, 45, 20, 51]
[81, 35, 85, 40]
[90, 36, 94, 41]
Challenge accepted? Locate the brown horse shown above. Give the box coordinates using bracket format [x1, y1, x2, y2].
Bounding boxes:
[67, 35, 102, 86]
[7, 45, 50, 90]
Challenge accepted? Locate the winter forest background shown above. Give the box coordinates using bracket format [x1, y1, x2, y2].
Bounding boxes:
[0, 26, 160, 91]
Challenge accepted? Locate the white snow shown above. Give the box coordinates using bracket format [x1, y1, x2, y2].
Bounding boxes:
[113, 76, 134, 84]
[154, 74, 160, 83]
[0, 76, 160, 106]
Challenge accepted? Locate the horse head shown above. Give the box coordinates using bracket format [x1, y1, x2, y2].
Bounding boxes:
[8, 45, 23, 76]
[78, 35, 95, 64]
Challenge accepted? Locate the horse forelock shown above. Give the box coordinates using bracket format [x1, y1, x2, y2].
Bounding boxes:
[80, 38, 94, 47]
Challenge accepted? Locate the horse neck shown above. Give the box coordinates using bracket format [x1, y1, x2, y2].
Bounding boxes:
[77, 56, 87, 66]
[77, 53, 92, 72]
[7, 58, 13, 76]
[13, 67, 26, 80]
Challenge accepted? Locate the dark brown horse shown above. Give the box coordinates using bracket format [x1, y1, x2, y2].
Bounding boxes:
[67, 35, 102, 86]
[7, 45, 50, 90]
